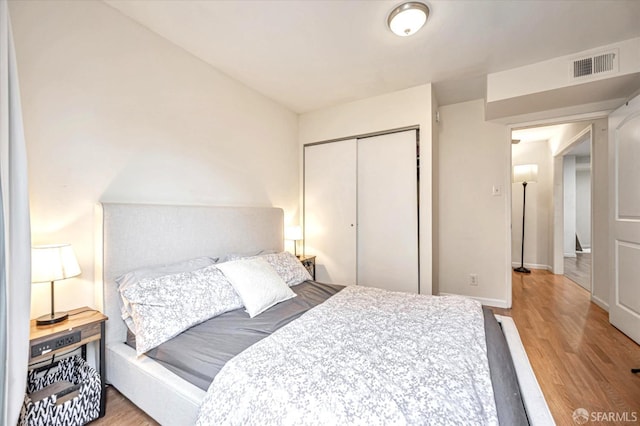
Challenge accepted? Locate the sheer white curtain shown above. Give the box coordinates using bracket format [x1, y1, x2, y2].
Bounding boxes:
[1, 0, 31, 423]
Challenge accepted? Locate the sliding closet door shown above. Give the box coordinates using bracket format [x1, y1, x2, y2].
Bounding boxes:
[304, 140, 357, 285]
[357, 130, 419, 293]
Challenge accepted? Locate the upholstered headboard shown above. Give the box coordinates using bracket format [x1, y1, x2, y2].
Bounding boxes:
[98, 203, 284, 345]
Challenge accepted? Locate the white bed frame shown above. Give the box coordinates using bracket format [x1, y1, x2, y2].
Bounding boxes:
[97, 202, 553, 425]
[98, 203, 284, 424]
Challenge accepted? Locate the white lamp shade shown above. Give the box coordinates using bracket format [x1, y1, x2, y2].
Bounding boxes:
[388, 2, 429, 37]
[513, 164, 538, 183]
[32, 244, 81, 283]
[285, 225, 303, 241]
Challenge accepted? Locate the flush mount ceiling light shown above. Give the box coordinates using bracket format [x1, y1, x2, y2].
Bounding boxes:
[387, 2, 430, 37]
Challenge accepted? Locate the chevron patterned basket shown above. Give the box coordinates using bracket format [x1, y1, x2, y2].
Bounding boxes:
[19, 355, 101, 426]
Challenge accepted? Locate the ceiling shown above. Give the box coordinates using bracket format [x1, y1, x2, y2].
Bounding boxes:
[512, 123, 591, 156]
[512, 124, 569, 145]
[105, 0, 640, 113]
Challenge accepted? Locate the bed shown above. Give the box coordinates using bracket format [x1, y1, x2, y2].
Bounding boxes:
[97, 202, 554, 425]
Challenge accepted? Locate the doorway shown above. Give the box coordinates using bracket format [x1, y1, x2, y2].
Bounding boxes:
[560, 132, 592, 291]
[510, 121, 600, 297]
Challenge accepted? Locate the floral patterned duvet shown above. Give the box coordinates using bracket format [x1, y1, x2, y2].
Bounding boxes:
[196, 285, 498, 425]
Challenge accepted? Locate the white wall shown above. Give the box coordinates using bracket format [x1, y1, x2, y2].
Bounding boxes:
[437, 99, 511, 307]
[488, 38, 640, 103]
[576, 163, 591, 249]
[298, 84, 433, 295]
[511, 140, 553, 270]
[10, 0, 299, 318]
[563, 156, 577, 257]
[485, 38, 640, 123]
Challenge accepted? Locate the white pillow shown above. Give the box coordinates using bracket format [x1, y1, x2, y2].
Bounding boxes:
[216, 257, 296, 318]
[221, 251, 312, 287]
[122, 264, 243, 355]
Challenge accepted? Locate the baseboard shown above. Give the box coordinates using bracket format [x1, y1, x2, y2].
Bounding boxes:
[591, 295, 609, 311]
[577, 248, 591, 253]
[564, 253, 577, 258]
[439, 292, 510, 309]
[511, 262, 552, 271]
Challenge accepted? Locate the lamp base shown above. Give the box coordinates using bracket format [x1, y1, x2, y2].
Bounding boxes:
[513, 266, 531, 274]
[36, 311, 69, 326]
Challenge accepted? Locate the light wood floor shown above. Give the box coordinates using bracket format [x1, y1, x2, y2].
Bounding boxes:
[564, 252, 591, 291]
[94, 270, 640, 425]
[493, 269, 640, 425]
[92, 386, 158, 426]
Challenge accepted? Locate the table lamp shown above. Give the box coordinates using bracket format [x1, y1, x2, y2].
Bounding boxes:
[285, 225, 303, 257]
[32, 244, 81, 325]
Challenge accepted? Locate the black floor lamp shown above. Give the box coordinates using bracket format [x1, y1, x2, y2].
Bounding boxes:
[513, 164, 538, 274]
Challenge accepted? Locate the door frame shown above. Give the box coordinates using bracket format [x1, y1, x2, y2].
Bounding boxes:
[552, 125, 592, 273]
[507, 111, 607, 305]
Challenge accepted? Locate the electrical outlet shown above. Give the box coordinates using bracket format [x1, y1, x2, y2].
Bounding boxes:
[30, 331, 81, 358]
[470, 274, 479, 286]
[492, 185, 502, 196]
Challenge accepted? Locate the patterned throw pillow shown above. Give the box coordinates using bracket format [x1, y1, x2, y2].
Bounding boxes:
[116, 256, 218, 335]
[122, 264, 242, 355]
[225, 251, 312, 287]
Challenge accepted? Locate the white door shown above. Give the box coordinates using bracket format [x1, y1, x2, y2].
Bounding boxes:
[357, 130, 419, 293]
[609, 94, 640, 345]
[304, 140, 357, 285]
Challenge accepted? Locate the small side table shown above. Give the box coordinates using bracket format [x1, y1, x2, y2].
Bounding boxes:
[29, 307, 108, 417]
[297, 255, 316, 280]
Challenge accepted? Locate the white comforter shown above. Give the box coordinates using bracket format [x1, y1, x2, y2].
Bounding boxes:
[196, 285, 498, 425]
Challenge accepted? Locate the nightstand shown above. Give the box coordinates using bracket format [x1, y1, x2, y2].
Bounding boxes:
[29, 307, 108, 417]
[297, 255, 316, 280]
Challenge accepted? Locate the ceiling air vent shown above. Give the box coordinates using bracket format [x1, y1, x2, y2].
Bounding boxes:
[570, 49, 618, 80]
